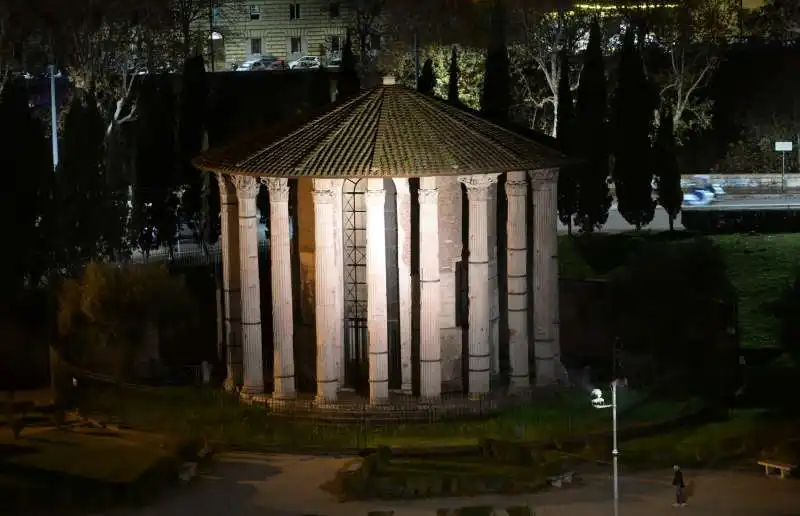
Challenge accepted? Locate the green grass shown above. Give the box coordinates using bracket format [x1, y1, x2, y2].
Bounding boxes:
[712, 234, 800, 350]
[560, 232, 800, 351]
[582, 409, 800, 469]
[76, 384, 705, 452]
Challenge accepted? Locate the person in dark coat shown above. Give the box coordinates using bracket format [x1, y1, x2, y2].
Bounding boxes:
[672, 465, 687, 507]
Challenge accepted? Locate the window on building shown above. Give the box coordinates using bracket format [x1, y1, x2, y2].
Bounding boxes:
[329, 2, 341, 18]
[330, 35, 341, 53]
[250, 37, 262, 55]
[249, 5, 260, 20]
[369, 34, 382, 51]
[289, 3, 300, 19]
[290, 36, 302, 54]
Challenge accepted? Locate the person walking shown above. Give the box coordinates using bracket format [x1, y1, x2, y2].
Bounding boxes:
[672, 465, 687, 507]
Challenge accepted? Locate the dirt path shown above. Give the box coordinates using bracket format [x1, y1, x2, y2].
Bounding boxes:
[109, 453, 800, 516]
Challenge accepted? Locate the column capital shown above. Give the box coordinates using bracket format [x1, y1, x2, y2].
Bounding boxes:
[505, 175, 528, 197]
[529, 168, 559, 189]
[364, 189, 386, 203]
[261, 177, 290, 203]
[312, 188, 336, 204]
[458, 173, 501, 200]
[217, 173, 236, 198]
[232, 175, 260, 199]
[418, 187, 439, 204]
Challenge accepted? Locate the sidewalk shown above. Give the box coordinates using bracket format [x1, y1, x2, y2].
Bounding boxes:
[111, 453, 800, 516]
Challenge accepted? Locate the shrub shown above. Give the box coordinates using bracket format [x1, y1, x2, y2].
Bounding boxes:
[768, 270, 800, 367]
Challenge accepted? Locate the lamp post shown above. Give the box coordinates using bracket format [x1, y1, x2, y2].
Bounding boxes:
[591, 380, 619, 516]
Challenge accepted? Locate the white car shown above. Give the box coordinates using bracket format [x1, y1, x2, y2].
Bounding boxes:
[288, 56, 321, 70]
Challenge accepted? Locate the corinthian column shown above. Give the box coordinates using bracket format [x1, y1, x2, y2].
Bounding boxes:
[487, 182, 499, 374]
[263, 178, 295, 399]
[312, 179, 340, 403]
[365, 179, 390, 403]
[530, 169, 561, 386]
[418, 176, 442, 399]
[393, 178, 413, 393]
[459, 173, 500, 395]
[232, 175, 264, 394]
[217, 174, 243, 390]
[505, 171, 529, 389]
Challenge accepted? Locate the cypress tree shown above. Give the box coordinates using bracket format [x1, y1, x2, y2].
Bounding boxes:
[0, 78, 53, 290]
[611, 28, 656, 229]
[481, 0, 510, 122]
[574, 19, 612, 233]
[337, 31, 360, 101]
[654, 106, 682, 231]
[418, 58, 436, 95]
[556, 50, 578, 235]
[55, 91, 128, 271]
[131, 75, 181, 259]
[448, 46, 460, 105]
[178, 56, 218, 250]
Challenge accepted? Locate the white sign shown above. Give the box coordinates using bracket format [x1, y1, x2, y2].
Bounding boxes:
[775, 141, 793, 152]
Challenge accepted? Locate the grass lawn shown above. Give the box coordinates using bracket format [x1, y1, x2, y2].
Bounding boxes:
[0, 425, 186, 512]
[76, 382, 705, 452]
[712, 234, 800, 350]
[560, 232, 800, 352]
[581, 409, 800, 469]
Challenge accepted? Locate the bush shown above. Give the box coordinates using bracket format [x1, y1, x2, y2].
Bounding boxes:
[768, 270, 800, 366]
[605, 237, 736, 396]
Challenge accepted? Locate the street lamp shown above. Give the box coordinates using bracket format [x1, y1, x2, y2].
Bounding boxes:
[591, 380, 619, 516]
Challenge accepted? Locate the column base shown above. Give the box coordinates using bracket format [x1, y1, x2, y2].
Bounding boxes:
[508, 375, 531, 392]
[313, 395, 339, 409]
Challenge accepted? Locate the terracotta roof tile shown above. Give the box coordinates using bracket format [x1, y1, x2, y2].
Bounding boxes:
[193, 82, 572, 178]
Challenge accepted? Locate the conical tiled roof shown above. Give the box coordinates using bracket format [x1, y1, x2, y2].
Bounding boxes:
[193, 79, 571, 178]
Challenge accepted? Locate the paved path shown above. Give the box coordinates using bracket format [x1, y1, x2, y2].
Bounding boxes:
[111, 453, 800, 516]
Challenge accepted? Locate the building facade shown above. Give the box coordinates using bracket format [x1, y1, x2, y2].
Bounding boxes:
[212, 1, 353, 69]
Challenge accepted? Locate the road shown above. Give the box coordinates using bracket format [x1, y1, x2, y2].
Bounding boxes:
[131, 196, 800, 263]
[111, 452, 800, 516]
[558, 195, 800, 233]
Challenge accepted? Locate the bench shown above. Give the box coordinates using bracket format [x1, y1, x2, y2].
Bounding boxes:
[757, 460, 795, 479]
[548, 471, 576, 488]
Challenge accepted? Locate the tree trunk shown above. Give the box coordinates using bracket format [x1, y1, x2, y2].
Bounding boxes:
[669, 216, 675, 232]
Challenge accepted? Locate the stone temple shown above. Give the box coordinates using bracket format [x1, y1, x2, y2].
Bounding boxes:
[193, 76, 571, 404]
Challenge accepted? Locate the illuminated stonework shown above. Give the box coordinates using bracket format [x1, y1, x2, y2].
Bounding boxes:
[195, 81, 570, 402]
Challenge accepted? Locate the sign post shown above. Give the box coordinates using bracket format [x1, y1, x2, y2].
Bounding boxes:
[775, 141, 793, 193]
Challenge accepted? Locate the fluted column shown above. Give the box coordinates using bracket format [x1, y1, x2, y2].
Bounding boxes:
[506, 171, 529, 389]
[393, 178, 413, 393]
[331, 180, 345, 389]
[312, 179, 340, 402]
[217, 174, 243, 390]
[232, 175, 264, 394]
[365, 178, 390, 403]
[487, 182, 500, 374]
[459, 173, 500, 395]
[418, 177, 442, 399]
[263, 178, 295, 399]
[530, 169, 561, 386]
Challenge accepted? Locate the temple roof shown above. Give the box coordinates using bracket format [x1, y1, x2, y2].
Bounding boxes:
[193, 78, 572, 179]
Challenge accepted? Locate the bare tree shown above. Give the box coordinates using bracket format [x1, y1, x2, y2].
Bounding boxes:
[645, 0, 739, 140]
[509, 5, 591, 136]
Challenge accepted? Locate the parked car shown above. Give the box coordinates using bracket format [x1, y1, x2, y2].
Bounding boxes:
[288, 56, 321, 69]
[236, 55, 280, 71]
[264, 59, 288, 71]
